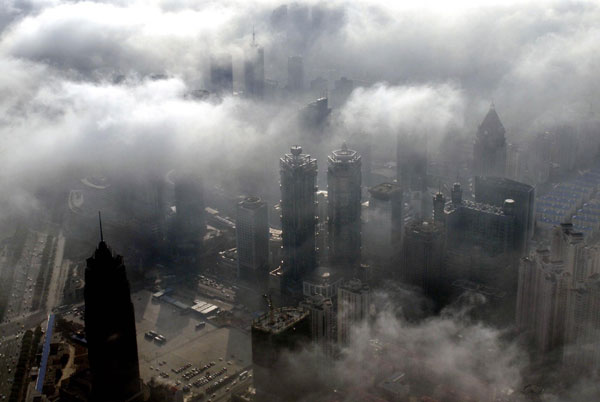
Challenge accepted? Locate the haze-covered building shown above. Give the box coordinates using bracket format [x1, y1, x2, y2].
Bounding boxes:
[474, 175, 535, 254]
[210, 53, 233, 94]
[473, 104, 507, 178]
[173, 173, 206, 261]
[251, 307, 311, 401]
[299, 294, 335, 358]
[236, 196, 269, 282]
[279, 146, 318, 290]
[287, 55, 304, 92]
[244, 31, 264, 99]
[401, 220, 446, 302]
[363, 183, 403, 274]
[327, 143, 362, 274]
[337, 279, 370, 346]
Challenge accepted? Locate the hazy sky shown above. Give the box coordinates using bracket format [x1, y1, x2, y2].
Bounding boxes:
[0, 0, 599, 214]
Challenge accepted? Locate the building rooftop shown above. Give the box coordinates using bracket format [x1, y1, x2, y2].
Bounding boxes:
[369, 182, 401, 200]
[280, 146, 317, 172]
[444, 199, 507, 216]
[340, 278, 369, 293]
[252, 307, 309, 334]
[239, 196, 265, 210]
[329, 143, 361, 165]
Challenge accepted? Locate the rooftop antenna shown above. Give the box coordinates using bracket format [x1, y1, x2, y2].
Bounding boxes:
[252, 25, 256, 46]
[263, 294, 275, 324]
[98, 211, 104, 242]
[490, 99, 495, 110]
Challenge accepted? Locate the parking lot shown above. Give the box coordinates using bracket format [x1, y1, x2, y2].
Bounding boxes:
[133, 290, 252, 401]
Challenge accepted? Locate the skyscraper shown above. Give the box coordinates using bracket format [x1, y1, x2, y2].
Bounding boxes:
[85, 227, 141, 401]
[210, 53, 233, 94]
[473, 104, 507, 178]
[244, 30, 264, 99]
[280, 145, 318, 289]
[236, 196, 269, 282]
[327, 143, 362, 274]
[363, 182, 403, 273]
[173, 173, 205, 260]
[397, 132, 428, 220]
[287, 55, 304, 92]
[337, 279, 370, 346]
[402, 220, 446, 303]
[251, 306, 311, 401]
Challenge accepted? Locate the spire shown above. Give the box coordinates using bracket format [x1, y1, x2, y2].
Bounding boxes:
[490, 99, 495, 110]
[98, 211, 104, 243]
[252, 25, 256, 46]
[341, 142, 348, 152]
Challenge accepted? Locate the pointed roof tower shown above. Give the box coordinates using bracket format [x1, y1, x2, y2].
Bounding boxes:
[477, 103, 506, 147]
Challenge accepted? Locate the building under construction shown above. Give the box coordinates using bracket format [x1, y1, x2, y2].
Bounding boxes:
[251, 305, 310, 402]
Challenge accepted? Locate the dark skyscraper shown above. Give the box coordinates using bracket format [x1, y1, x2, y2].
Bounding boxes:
[174, 173, 205, 260]
[280, 146, 317, 288]
[327, 143, 362, 273]
[473, 104, 507, 178]
[251, 306, 311, 401]
[236, 196, 269, 281]
[85, 225, 141, 401]
[244, 30, 264, 99]
[287, 55, 304, 92]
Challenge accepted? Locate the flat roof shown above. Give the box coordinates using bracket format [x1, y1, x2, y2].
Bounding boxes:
[252, 307, 308, 334]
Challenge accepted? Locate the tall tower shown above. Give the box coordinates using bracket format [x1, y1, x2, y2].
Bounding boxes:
[363, 182, 403, 272]
[210, 53, 233, 94]
[433, 191, 446, 226]
[244, 29, 265, 99]
[473, 104, 507, 177]
[280, 145, 318, 288]
[236, 196, 269, 282]
[327, 143, 362, 274]
[173, 173, 205, 260]
[287, 56, 304, 92]
[85, 222, 141, 401]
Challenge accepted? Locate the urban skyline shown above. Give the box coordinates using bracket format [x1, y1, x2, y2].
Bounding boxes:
[1, 1, 600, 402]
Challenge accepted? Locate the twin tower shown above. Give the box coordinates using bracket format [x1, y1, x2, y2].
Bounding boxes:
[279, 143, 362, 290]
